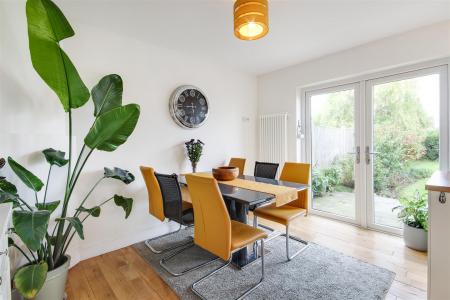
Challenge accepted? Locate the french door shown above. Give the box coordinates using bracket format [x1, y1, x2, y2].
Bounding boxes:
[303, 64, 448, 233]
[305, 84, 362, 224]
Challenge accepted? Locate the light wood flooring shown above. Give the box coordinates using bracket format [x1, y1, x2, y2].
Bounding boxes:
[66, 215, 427, 300]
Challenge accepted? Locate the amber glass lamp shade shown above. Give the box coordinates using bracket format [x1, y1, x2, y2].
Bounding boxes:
[234, 0, 269, 41]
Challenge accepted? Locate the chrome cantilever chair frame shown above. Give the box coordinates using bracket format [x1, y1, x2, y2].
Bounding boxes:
[144, 222, 193, 254]
[160, 243, 220, 277]
[191, 239, 265, 300]
[253, 215, 308, 261]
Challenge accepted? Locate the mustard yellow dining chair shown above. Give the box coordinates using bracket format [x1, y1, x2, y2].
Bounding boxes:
[161, 175, 267, 299]
[229, 157, 246, 176]
[140, 166, 193, 254]
[253, 162, 311, 261]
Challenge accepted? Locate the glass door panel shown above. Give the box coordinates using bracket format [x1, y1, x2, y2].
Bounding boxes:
[309, 87, 358, 220]
[368, 73, 441, 231]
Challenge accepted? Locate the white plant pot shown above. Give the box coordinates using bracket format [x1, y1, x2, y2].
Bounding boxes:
[403, 224, 428, 252]
[12, 256, 70, 300]
[35, 255, 70, 300]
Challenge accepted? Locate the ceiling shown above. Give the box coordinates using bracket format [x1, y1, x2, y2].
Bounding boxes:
[64, 0, 450, 75]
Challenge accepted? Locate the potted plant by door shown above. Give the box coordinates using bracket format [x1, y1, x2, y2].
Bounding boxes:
[0, 0, 141, 299]
[393, 191, 428, 252]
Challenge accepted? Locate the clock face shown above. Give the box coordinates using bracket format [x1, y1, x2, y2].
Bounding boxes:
[170, 85, 209, 129]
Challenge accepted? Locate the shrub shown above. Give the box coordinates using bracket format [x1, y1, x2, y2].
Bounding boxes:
[373, 135, 405, 197]
[423, 130, 439, 161]
[312, 169, 328, 197]
[338, 157, 355, 188]
[323, 166, 341, 192]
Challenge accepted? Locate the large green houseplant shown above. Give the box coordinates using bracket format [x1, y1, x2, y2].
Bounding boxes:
[0, 0, 140, 298]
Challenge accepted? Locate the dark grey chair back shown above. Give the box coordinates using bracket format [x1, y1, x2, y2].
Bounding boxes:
[254, 161, 279, 179]
[155, 173, 183, 224]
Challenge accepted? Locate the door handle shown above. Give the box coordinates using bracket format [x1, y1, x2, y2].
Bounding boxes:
[365, 146, 379, 164]
[347, 146, 361, 164]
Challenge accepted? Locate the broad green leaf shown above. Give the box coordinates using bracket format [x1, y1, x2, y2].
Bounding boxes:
[92, 74, 123, 116]
[36, 200, 60, 213]
[26, 0, 89, 111]
[42, 148, 68, 167]
[114, 195, 133, 219]
[0, 178, 17, 194]
[13, 210, 50, 251]
[0, 179, 19, 207]
[8, 157, 44, 192]
[104, 167, 135, 184]
[14, 262, 48, 299]
[84, 104, 140, 152]
[0, 191, 18, 202]
[0, 192, 21, 208]
[56, 217, 84, 240]
[77, 206, 101, 217]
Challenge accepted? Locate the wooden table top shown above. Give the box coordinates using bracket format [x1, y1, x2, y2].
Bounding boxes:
[426, 171, 450, 193]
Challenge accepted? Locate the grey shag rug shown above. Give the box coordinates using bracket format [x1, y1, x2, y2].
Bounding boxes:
[134, 228, 395, 300]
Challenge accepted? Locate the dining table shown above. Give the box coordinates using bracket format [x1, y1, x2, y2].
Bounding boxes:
[179, 174, 308, 268]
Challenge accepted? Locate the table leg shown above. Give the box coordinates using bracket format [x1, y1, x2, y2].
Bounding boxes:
[230, 201, 257, 268]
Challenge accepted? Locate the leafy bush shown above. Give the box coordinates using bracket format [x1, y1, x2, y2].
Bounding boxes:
[312, 169, 328, 197]
[373, 135, 406, 197]
[338, 157, 354, 188]
[323, 166, 341, 192]
[393, 191, 428, 230]
[423, 130, 439, 161]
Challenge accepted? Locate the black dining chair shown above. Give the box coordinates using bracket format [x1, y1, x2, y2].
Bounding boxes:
[254, 161, 279, 179]
[154, 173, 194, 227]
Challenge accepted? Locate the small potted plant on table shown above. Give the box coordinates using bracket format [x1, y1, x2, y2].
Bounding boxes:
[185, 139, 204, 173]
[393, 191, 428, 252]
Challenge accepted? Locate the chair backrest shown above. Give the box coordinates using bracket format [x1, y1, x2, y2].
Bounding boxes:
[155, 173, 183, 224]
[140, 166, 165, 221]
[185, 174, 231, 260]
[279, 162, 311, 210]
[229, 157, 246, 176]
[254, 161, 279, 179]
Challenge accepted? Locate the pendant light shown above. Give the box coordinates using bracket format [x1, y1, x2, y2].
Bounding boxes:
[234, 0, 269, 41]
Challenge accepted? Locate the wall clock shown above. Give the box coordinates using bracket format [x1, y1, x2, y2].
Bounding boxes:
[169, 85, 209, 129]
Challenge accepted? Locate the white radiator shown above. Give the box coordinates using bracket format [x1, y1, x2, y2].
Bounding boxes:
[259, 113, 288, 164]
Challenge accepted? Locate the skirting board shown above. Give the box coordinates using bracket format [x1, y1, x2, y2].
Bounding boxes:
[69, 221, 179, 267]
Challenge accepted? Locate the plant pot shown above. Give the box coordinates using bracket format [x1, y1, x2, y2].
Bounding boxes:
[11, 256, 70, 300]
[403, 224, 428, 252]
[35, 255, 70, 300]
[191, 162, 197, 173]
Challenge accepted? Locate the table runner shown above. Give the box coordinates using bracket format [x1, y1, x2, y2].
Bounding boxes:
[189, 172, 298, 207]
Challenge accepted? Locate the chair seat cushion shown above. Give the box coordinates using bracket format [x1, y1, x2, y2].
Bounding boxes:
[253, 203, 306, 225]
[230, 220, 268, 251]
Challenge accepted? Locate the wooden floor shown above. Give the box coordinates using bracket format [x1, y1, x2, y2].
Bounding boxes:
[66, 215, 427, 300]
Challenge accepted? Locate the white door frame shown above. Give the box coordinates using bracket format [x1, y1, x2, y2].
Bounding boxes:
[365, 65, 449, 235]
[298, 58, 449, 233]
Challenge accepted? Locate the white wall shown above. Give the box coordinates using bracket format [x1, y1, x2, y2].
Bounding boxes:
[0, 0, 257, 265]
[258, 21, 450, 162]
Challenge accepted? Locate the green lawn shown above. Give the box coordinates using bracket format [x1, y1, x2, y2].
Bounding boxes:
[406, 159, 438, 172]
[397, 159, 438, 199]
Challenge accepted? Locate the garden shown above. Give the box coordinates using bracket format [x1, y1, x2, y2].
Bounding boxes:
[311, 79, 439, 223]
